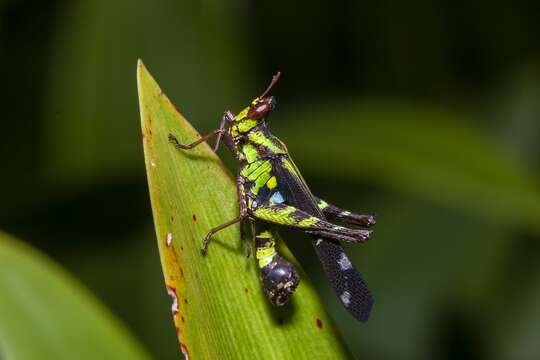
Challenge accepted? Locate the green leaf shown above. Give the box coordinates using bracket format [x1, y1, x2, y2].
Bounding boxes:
[137, 60, 351, 359]
[495, 267, 540, 360]
[43, 0, 251, 187]
[0, 231, 151, 360]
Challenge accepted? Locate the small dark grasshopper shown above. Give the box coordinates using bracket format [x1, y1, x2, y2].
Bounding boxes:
[168, 73, 375, 321]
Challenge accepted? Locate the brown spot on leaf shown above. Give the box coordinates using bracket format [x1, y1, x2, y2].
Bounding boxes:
[184, 299, 188, 304]
[192, 213, 197, 221]
[169, 246, 179, 263]
[316, 318, 323, 329]
[244, 287, 249, 294]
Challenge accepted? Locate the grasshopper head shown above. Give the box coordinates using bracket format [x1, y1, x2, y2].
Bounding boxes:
[247, 95, 277, 120]
[232, 72, 281, 133]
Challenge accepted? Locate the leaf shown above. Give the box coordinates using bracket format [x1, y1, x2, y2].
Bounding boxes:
[137, 60, 351, 359]
[276, 101, 540, 234]
[43, 0, 251, 186]
[495, 267, 540, 360]
[343, 196, 511, 359]
[0, 231, 150, 360]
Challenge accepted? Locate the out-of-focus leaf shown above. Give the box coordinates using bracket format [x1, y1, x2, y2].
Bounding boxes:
[277, 101, 540, 233]
[0, 231, 151, 360]
[494, 62, 540, 163]
[66, 228, 179, 360]
[44, 0, 250, 186]
[137, 61, 352, 359]
[495, 267, 540, 360]
[343, 195, 510, 359]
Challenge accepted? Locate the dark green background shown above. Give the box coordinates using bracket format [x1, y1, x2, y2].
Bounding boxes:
[2, 0, 540, 359]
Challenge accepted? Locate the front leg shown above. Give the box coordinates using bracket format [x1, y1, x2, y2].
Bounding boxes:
[169, 112, 242, 161]
[216, 111, 242, 160]
[251, 203, 372, 243]
[168, 111, 235, 153]
[315, 198, 376, 227]
[168, 129, 223, 150]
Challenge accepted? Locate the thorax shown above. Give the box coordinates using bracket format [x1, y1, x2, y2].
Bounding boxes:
[232, 125, 288, 164]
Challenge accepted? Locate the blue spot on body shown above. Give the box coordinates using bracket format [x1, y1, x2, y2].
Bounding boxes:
[269, 191, 285, 204]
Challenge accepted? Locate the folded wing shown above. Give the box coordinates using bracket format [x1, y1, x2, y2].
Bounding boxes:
[272, 156, 373, 321]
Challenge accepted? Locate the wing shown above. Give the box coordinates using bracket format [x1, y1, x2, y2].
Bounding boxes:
[272, 156, 374, 321]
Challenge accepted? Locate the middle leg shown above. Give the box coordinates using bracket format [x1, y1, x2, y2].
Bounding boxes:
[200, 175, 249, 255]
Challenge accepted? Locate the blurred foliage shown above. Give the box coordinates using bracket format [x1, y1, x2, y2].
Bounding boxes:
[1, 0, 540, 359]
[0, 231, 150, 360]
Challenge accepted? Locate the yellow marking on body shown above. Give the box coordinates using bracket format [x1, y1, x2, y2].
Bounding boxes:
[256, 235, 276, 268]
[259, 257, 273, 268]
[234, 107, 249, 121]
[318, 200, 329, 210]
[252, 172, 271, 194]
[298, 216, 320, 227]
[242, 144, 259, 163]
[241, 160, 263, 177]
[237, 119, 258, 133]
[248, 131, 285, 154]
[256, 246, 275, 259]
[267, 176, 277, 189]
[254, 206, 298, 225]
[229, 125, 239, 138]
[246, 161, 272, 181]
[257, 247, 276, 267]
[249, 130, 265, 142]
[241, 160, 274, 195]
[254, 205, 323, 228]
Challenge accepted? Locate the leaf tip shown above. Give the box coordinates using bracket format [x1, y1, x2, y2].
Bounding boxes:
[136, 59, 150, 93]
[137, 58, 145, 70]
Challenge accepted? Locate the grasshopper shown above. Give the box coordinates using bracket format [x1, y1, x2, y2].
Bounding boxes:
[168, 73, 375, 321]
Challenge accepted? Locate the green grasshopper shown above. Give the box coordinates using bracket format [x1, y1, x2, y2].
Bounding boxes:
[168, 73, 375, 321]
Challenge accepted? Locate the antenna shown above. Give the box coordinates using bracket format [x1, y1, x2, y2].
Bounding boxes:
[259, 71, 281, 99]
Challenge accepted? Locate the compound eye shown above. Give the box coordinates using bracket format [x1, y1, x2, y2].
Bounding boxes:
[247, 97, 275, 120]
